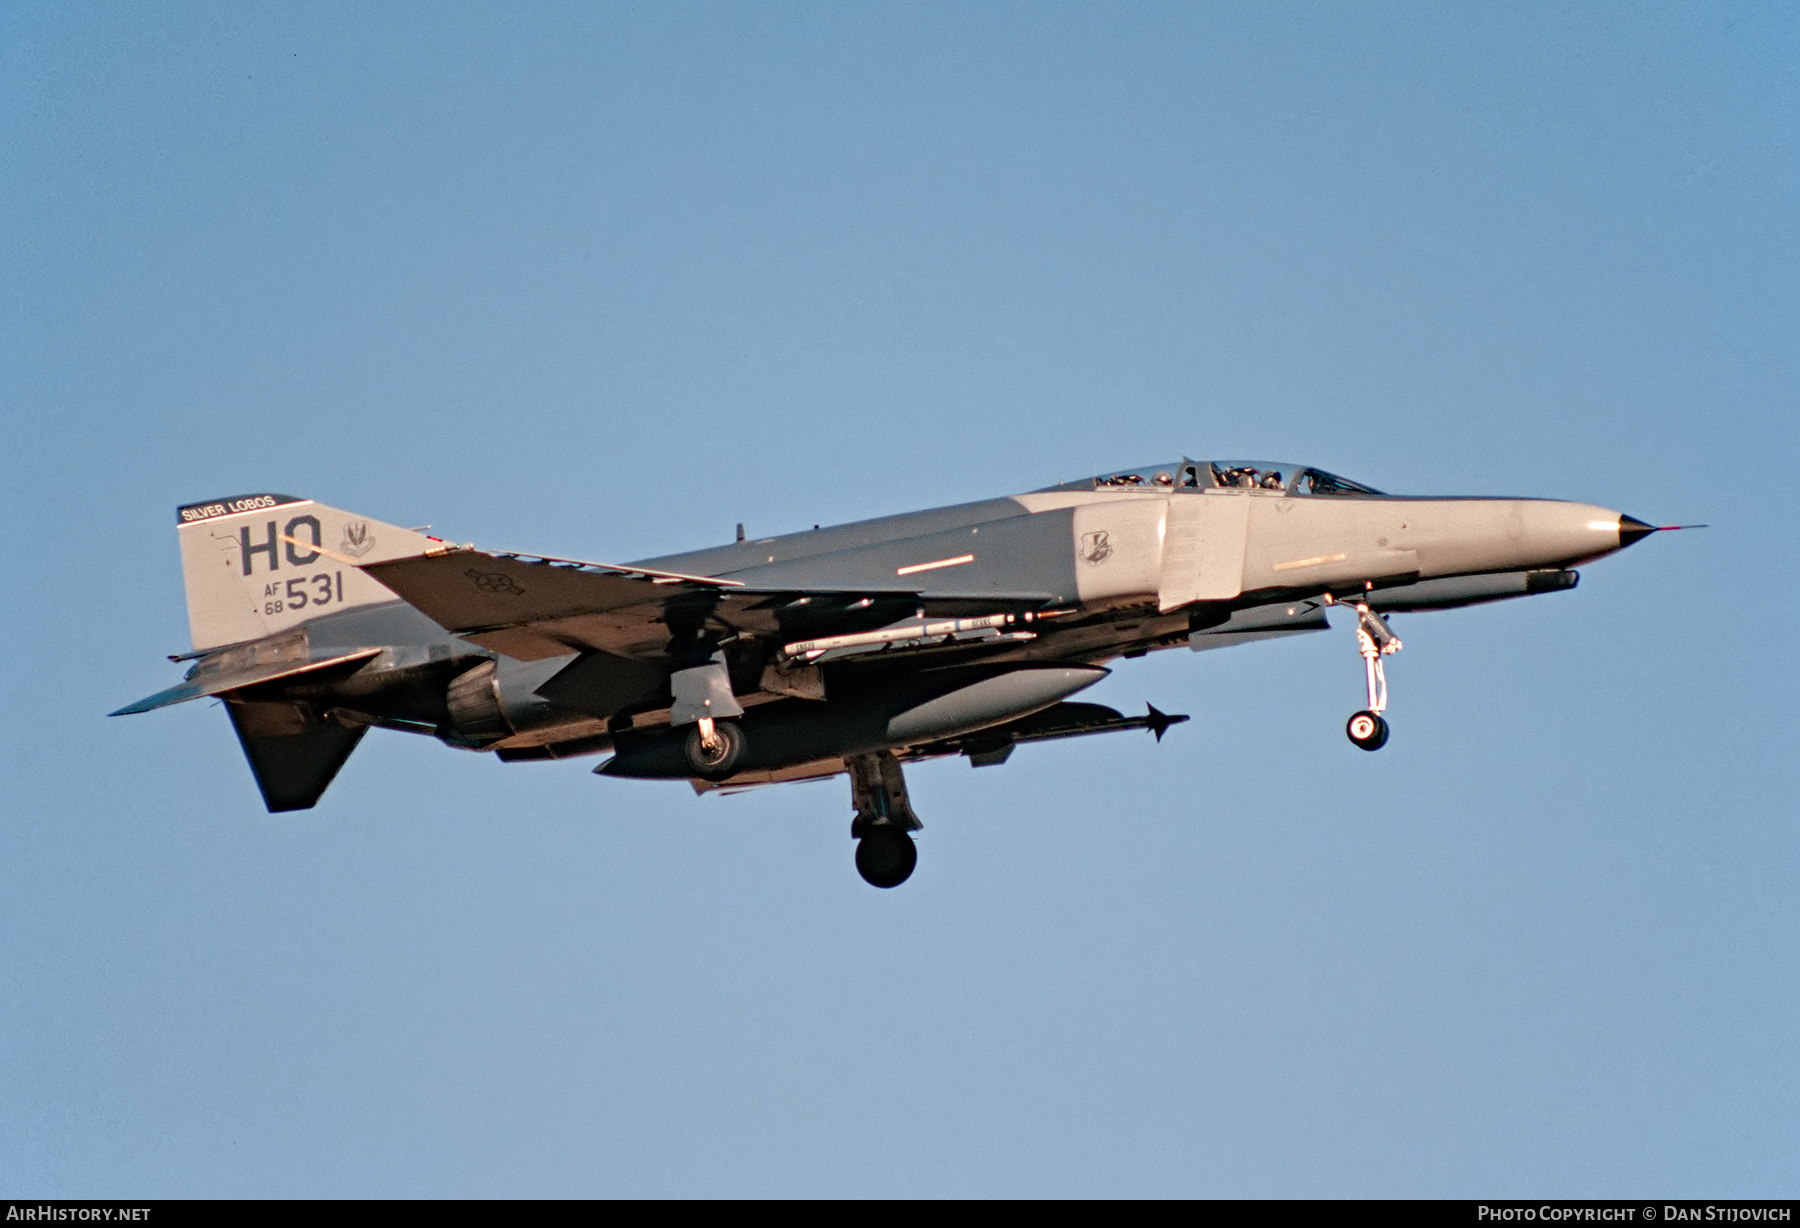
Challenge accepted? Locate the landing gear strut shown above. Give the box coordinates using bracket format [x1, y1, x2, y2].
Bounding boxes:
[1334, 594, 1401, 751]
[848, 751, 920, 888]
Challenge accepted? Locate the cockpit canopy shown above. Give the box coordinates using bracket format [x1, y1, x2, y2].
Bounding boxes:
[1057, 459, 1384, 496]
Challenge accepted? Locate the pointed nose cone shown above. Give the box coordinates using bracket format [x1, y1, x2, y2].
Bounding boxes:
[1618, 515, 1657, 550]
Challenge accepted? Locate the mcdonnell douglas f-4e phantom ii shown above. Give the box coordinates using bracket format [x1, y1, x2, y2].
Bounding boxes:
[116, 459, 1681, 887]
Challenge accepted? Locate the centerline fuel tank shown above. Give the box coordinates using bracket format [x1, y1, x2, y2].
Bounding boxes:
[599, 663, 1107, 779]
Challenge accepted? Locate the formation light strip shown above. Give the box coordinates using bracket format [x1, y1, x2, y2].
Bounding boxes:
[896, 554, 975, 576]
[1272, 553, 1348, 572]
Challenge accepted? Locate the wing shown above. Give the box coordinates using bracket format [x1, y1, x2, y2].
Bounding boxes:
[361, 547, 1054, 661]
[360, 549, 738, 660]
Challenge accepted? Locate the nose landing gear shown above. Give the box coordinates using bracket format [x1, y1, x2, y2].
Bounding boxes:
[848, 751, 921, 888]
[1347, 709, 1389, 751]
[1333, 595, 1402, 751]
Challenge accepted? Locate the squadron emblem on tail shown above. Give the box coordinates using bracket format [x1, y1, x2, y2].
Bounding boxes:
[339, 520, 375, 559]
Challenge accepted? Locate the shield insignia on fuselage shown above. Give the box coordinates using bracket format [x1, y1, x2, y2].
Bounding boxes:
[1079, 530, 1113, 564]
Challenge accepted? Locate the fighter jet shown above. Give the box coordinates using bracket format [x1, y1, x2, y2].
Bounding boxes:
[114, 460, 1679, 887]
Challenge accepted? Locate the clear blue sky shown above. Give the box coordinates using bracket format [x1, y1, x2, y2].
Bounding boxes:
[3, 1, 1794, 1197]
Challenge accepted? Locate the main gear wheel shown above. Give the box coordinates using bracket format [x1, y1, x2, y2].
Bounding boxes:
[855, 831, 918, 888]
[683, 719, 746, 780]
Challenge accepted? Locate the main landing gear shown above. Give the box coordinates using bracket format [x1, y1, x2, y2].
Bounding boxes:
[684, 716, 746, 780]
[672, 652, 748, 780]
[848, 751, 921, 888]
[1331, 594, 1402, 752]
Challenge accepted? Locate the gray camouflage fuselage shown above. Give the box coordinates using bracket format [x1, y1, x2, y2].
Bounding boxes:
[116, 458, 1655, 813]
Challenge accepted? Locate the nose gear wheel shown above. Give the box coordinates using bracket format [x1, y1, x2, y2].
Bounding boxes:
[1347, 710, 1389, 751]
[1329, 592, 1402, 750]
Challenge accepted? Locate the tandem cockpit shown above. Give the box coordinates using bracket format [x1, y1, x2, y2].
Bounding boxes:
[1054, 459, 1385, 497]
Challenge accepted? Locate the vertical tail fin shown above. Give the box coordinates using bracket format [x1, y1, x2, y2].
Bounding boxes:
[176, 494, 438, 650]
